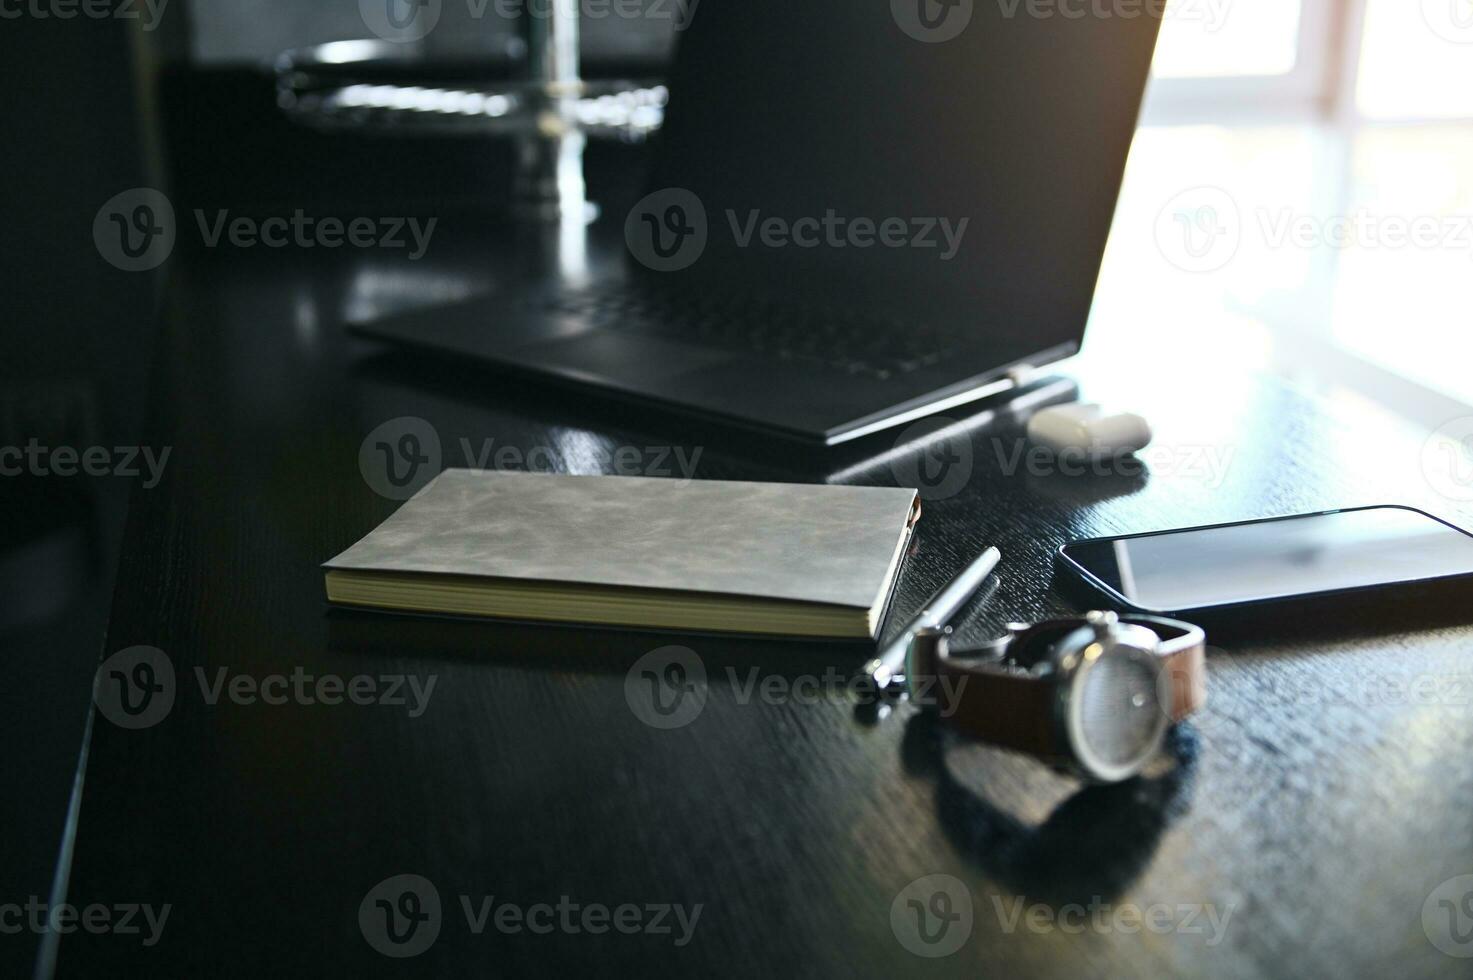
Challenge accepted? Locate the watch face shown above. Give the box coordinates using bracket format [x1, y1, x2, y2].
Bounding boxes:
[1063, 627, 1169, 782]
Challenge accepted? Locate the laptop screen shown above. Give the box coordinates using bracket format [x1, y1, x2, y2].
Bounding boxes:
[639, 0, 1162, 366]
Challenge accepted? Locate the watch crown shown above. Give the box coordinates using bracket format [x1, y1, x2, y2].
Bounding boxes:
[905, 626, 952, 699]
[1086, 610, 1119, 638]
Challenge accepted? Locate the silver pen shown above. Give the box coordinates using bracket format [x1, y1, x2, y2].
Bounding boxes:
[862, 546, 1001, 693]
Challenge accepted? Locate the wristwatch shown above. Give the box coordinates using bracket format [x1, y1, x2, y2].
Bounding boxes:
[906, 611, 1206, 783]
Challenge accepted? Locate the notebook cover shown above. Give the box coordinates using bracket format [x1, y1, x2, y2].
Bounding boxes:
[325, 470, 920, 611]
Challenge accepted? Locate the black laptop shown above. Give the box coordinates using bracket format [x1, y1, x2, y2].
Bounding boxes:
[353, 0, 1162, 444]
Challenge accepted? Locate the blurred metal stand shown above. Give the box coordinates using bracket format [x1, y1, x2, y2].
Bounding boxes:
[274, 4, 665, 223]
[511, 0, 587, 220]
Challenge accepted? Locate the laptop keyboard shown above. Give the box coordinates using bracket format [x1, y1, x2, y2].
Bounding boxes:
[544, 287, 953, 381]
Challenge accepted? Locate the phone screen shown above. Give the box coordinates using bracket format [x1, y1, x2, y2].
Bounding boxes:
[1060, 507, 1473, 612]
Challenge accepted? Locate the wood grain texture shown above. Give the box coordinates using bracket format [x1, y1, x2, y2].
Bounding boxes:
[55, 216, 1473, 979]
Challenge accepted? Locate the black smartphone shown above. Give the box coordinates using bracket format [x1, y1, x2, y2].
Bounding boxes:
[1056, 505, 1473, 623]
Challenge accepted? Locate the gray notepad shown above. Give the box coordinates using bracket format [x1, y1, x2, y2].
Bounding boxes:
[324, 469, 921, 638]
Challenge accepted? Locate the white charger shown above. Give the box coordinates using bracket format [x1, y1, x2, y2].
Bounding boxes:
[1025, 403, 1153, 459]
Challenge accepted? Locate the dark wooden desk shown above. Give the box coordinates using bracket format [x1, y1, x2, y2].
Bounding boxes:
[56, 213, 1473, 978]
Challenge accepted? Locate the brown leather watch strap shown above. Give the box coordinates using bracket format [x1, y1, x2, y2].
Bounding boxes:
[1122, 615, 1207, 721]
[928, 655, 1062, 758]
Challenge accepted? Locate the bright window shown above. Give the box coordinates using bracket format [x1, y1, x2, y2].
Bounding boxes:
[1358, 0, 1473, 119]
[1152, 0, 1304, 79]
[1110, 0, 1473, 420]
